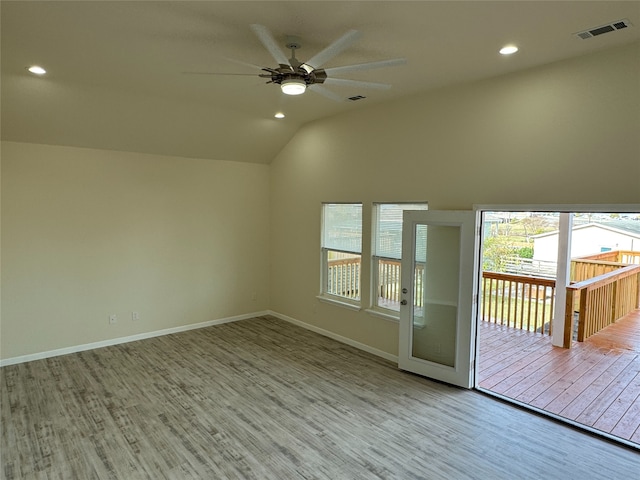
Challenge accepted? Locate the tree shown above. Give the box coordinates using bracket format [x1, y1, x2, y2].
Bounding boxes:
[483, 236, 518, 272]
[519, 216, 550, 240]
[518, 246, 534, 259]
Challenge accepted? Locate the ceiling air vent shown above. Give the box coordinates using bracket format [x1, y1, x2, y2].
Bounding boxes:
[575, 19, 632, 39]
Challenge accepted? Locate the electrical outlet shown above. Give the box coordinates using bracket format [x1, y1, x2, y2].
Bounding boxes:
[132, 311, 140, 321]
[109, 314, 117, 325]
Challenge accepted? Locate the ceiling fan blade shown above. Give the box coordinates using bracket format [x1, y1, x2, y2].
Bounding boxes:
[182, 72, 258, 76]
[324, 58, 407, 76]
[220, 56, 266, 72]
[308, 84, 345, 102]
[250, 24, 290, 67]
[323, 78, 391, 90]
[305, 29, 362, 69]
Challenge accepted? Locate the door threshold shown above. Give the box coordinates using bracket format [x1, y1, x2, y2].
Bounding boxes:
[475, 386, 639, 451]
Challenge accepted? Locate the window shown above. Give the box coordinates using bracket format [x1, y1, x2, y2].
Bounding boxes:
[321, 203, 362, 305]
[372, 202, 428, 315]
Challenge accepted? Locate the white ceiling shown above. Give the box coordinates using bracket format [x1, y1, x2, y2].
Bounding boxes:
[2, 1, 639, 164]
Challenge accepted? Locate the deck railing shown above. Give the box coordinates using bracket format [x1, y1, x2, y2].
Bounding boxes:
[555, 250, 640, 281]
[377, 259, 401, 306]
[327, 257, 424, 307]
[328, 249, 640, 346]
[564, 264, 640, 345]
[573, 250, 640, 265]
[620, 250, 640, 264]
[326, 256, 361, 300]
[375, 259, 425, 309]
[329, 255, 557, 334]
[481, 272, 556, 335]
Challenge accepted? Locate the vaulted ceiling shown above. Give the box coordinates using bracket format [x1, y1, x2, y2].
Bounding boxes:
[2, 1, 639, 164]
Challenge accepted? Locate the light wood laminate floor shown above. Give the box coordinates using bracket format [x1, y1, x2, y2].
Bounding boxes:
[2, 316, 639, 479]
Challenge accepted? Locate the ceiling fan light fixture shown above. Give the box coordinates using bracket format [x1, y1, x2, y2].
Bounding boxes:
[281, 78, 306, 95]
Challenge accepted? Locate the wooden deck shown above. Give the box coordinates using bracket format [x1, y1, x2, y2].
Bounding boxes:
[478, 309, 640, 444]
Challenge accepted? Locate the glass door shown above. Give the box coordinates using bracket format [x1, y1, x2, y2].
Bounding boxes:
[398, 210, 480, 388]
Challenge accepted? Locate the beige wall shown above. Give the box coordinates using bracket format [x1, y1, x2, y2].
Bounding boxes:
[269, 41, 640, 357]
[1, 142, 270, 359]
[2, 42, 639, 362]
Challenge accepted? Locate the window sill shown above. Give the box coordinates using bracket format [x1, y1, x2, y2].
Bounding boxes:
[364, 308, 399, 323]
[316, 295, 362, 312]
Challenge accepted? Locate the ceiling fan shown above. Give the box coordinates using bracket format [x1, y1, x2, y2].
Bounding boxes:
[186, 24, 406, 101]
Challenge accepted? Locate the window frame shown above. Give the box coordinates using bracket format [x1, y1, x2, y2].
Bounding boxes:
[319, 202, 363, 309]
[369, 202, 428, 319]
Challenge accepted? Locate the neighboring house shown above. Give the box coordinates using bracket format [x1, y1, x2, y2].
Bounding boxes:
[533, 223, 640, 262]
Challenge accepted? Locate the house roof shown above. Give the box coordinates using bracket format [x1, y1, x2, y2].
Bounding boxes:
[533, 222, 640, 240]
[2, 1, 639, 164]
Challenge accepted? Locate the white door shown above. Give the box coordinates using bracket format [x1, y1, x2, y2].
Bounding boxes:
[398, 210, 480, 388]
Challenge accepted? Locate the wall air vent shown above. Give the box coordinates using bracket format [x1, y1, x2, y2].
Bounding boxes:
[575, 19, 632, 39]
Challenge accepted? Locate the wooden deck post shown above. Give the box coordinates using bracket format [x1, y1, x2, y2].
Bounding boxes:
[563, 288, 574, 348]
[577, 289, 588, 342]
[611, 279, 618, 325]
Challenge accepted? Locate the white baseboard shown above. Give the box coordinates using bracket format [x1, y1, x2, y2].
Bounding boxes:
[0, 311, 270, 367]
[268, 310, 398, 363]
[1, 310, 398, 367]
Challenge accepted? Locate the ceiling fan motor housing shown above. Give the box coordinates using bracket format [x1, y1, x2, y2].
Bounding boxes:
[262, 66, 327, 86]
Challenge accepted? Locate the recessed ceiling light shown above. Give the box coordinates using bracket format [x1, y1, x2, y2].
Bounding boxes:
[27, 65, 47, 75]
[499, 45, 519, 55]
[274, 113, 285, 119]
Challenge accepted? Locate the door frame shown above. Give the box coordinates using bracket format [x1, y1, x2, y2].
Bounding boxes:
[398, 209, 481, 388]
[473, 203, 640, 385]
